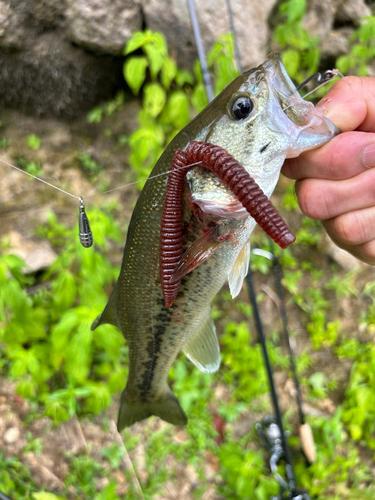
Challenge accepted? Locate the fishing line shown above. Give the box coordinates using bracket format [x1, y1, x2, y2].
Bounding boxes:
[225, 0, 243, 74]
[0, 154, 203, 246]
[0, 157, 80, 201]
[86, 160, 203, 199]
[281, 69, 345, 115]
[187, 0, 214, 102]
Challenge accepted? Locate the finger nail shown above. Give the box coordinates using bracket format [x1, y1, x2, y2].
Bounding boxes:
[362, 144, 375, 168]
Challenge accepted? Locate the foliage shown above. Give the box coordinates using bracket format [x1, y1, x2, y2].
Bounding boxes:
[273, 0, 320, 83]
[77, 152, 104, 177]
[122, 30, 196, 182]
[273, 1, 375, 91]
[219, 439, 279, 499]
[0, 453, 38, 500]
[15, 155, 44, 177]
[26, 134, 41, 151]
[119, 30, 238, 185]
[336, 16, 375, 76]
[0, 206, 126, 423]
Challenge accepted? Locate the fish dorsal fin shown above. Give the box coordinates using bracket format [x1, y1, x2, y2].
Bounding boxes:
[170, 225, 226, 283]
[91, 284, 120, 331]
[183, 308, 220, 373]
[228, 240, 250, 299]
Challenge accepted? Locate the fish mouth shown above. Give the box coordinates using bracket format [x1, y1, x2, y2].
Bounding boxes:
[264, 52, 301, 100]
[263, 52, 340, 156]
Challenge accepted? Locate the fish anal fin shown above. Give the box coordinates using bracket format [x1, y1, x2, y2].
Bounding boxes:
[183, 308, 220, 373]
[228, 240, 250, 299]
[91, 284, 120, 331]
[117, 387, 187, 430]
[170, 225, 228, 283]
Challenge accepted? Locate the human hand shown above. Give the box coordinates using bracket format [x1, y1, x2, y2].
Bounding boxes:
[282, 76, 375, 265]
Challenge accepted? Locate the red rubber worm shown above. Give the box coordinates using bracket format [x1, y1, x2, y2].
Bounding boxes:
[160, 141, 295, 307]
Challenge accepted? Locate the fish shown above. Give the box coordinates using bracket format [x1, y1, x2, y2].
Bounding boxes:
[92, 53, 339, 430]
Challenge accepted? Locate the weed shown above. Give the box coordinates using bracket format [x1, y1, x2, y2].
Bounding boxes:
[26, 134, 41, 151]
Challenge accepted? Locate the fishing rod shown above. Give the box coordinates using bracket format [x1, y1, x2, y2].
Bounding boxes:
[186, 0, 214, 102]
[187, 0, 308, 494]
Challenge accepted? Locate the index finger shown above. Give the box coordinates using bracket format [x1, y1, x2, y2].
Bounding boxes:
[282, 76, 375, 180]
[318, 76, 375, 133]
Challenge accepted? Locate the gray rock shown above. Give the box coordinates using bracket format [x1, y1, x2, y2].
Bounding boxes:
[303, 0, 337, 40]
[8, 0, 66, 28]
[0, 2, 30, 50]
[66, 0, 142, 55]
[141, 0, 278, 71]
[6, 231, 58, 274]
[336, 0, 371, 24]
[0, 32, 123, 116]
[4, 426, 20, 444]
[320, 27, 354, 58]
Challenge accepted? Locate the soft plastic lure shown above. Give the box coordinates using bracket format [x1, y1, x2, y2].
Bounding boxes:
[160, 141, 295, 307]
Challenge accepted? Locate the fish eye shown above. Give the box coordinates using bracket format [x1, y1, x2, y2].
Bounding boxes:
[231, 96, 254, 120]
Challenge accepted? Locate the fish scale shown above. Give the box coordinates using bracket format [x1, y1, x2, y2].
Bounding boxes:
[92, 53, 339, 430]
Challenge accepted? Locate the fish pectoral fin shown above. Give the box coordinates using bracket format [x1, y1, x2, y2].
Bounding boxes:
[117, 387, 187, 430]
[91, 284, 120, 331]
[228, 240, 250, 299]
[183, 308, 220, 373]
[170, 225, 226, 283]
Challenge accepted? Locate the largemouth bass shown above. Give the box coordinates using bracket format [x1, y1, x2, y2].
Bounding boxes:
[92, 53, 339, 430]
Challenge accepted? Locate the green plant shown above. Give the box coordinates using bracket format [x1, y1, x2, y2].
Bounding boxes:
[273, 0, 320, 83]
[26, 134, 41, 150]
[336, 15, 375, 76]
[64, 453, 104, 497]
[15, 156, 44, 176]
[219, 438, 279, 499]
[341, 343, 375, 447]
[0, 206, 126, 423]
[87, 91, 126, 123]
[0, 453, 37, 499]
[121, 30, 238, 184]
[77, 152, 104, 177]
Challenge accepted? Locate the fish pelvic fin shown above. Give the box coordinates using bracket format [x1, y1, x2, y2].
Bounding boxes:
[183, 307, 220, 373]
[91, 284, 120, 331]
[228, 240, 250, 299]
[117, 387, 188, 431]
[170, 225, 227, 283]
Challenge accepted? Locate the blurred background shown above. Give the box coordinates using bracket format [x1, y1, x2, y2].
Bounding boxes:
[0, 1, 375, 499]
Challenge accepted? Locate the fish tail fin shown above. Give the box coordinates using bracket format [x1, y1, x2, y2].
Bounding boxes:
[117, 388, 188, 431]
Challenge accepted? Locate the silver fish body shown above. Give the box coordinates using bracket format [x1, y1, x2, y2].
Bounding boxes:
[92, 53, 339, 430]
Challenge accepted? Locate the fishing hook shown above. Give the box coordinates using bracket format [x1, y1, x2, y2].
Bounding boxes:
[296, 69, 337, 91]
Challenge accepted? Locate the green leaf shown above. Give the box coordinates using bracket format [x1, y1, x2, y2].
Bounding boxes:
[161, 57, 177, 90]
[191, 83, 208, 114]
[281, 49, 300, 78]
[336, 55, 351, 73]
[26, 134, 41, 150]
[175, 69, 194, 87]
[349, 424, 362, 441]
[163, 90, 190, 129]
[94, 482, 119, 500]
[123, 56, 148, 95]
[17, 379, 37, 398]
[124, 31, 151, 55]
[143, 83, 166, 117]
[52, 270, 77, 311]
[33, 494, 67, 500]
